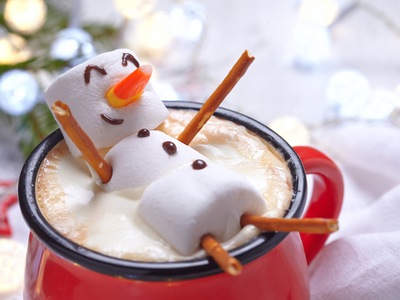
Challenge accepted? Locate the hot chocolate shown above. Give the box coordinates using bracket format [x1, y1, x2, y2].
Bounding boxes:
[36, 108, 293, 262]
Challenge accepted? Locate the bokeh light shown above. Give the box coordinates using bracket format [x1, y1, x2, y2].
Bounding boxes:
[299, 0, 340, 27]
[130, 11, 173, 59]
[4, 0, 47, 35]
[0, 33, 31, 64]
[0, 70, 39, 116]
[114, 0, 154, 20]
[327, 70, 371, 118]
[269, 116, 310, 146]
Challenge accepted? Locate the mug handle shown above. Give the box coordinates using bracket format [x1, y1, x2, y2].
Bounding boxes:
[293, 146, 344, 264]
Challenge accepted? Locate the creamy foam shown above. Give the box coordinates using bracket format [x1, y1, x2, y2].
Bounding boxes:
[36, 109, 293, 262]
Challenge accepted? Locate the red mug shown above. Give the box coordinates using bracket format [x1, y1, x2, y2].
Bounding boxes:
[19, 101, 344, 300]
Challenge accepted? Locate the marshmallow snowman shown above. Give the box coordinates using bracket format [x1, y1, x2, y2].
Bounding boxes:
[45, 49, 268, 256]
[45, 48, 168, 157]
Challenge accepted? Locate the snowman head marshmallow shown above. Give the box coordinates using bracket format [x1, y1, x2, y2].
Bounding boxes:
[45, 48, 169, 157]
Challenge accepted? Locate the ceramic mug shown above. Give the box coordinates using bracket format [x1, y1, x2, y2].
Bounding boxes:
[19, 101, 344, 300]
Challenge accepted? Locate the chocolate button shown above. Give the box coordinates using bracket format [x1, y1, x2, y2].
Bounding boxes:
[162, 141, 177, 155]
[192, 159, 207, 170]
[138, 128, 150, 137]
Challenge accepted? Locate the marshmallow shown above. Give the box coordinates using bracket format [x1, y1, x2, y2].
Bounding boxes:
[103, 130, 209, 192]
[138, 162, 267, 255]
[45, 48, 168, 156]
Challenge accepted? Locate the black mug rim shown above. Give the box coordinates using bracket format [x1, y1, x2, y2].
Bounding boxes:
[18, 101, 307, 281]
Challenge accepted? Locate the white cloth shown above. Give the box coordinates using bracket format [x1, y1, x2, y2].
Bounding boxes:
[310, 120, 400, 299]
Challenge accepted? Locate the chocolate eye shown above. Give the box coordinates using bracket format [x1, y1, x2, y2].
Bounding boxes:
[84, 65, 107, 84]
[137, 128, 150, 137]
[122, 53, 140, 68]
[192, 159, 207, 170]
[162, 141, 177, 155]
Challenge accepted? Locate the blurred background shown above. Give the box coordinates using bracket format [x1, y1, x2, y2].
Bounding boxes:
[0, 0, 399, 162]
[1, 1, 400, 298]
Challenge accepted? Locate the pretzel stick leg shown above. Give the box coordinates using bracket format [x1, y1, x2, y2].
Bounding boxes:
[178, 50, 255, 145]
[240, 214, 338, 234]
[52, 100, 113, 183]
[201, 234, 242, 276]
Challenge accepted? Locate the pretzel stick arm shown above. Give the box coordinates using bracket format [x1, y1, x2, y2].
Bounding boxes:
[201, 234, 242, 276]
[178, 50, 255, 145]
[241, 214, 338, 234]
[52, 100, 113, 183]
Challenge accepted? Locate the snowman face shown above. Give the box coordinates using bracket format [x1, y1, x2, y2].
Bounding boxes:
[45, 48, 169, 156]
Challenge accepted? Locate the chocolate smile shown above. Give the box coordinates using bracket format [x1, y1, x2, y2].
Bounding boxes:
[100, 113, 124, 125]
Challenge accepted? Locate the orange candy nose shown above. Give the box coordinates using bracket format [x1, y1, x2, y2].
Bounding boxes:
[106, 65, 152, 108]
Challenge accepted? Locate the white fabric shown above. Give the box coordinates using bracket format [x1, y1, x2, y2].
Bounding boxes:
[309, 121, 400, 299]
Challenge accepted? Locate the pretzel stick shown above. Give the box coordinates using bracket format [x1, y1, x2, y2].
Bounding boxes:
[240, 214, 338, 234]
[178, 50, 255, 145]
[52, 100, 113, 183]
[201, 234, 242, 276]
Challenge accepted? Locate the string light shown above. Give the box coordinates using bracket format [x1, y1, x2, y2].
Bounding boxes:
[326, 70, 400, 122]
[0, 70, 39, 116]
[0, 33, 31, 65]
[290, 0, 343, 68]
[50, 28, 96, 64]
[268, 117, 310, 146]
[114, 0, 154, 20]
[327, 70, 371, 118]
[290, 22, 331, 68]
[361, 89, 399, 120]
[170, 0, 206, 42]
[299, 0, 340, 27]
[4, 0, 47, 35]
[130, 11, 173, 59]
